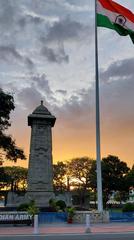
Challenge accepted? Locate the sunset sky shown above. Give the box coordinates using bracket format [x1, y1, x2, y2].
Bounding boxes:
[1, 0, 134, 168]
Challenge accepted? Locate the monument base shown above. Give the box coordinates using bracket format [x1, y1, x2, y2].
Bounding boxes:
[6, 191, 26, 207]
[26, 191, 55, 207]
[6, 191, 55, 208]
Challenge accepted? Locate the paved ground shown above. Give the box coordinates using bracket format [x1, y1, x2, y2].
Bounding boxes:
[0, 222, 134, 235]
[1, 233, 134, 240]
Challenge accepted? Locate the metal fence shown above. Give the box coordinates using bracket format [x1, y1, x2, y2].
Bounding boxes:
[38, 212, 67, 224]
[109, 211, 134, 222]
[38, 211, 134, 224]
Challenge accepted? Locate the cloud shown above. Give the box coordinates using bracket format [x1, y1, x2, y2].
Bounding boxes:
[95, 58, 134, 146]
[18, 17, 27, 28]
[25, 57, 34, 70]
[17, 85, 45, 110]
[41, 17, 88, 43]
[51, 54, 134, 136]
[100, 58, 134, 83]
[16, 73, 57, 110]
[0, 45, 22, 61]
[31, 74, 53, 94]
[23, 12, 43, 25]
[62, 0, 90, 12]
[39, 17, 91, 64]
[41, 45, 69, 63]
[22, 8, 59, 25]
[56, 89, 67, 95]
[54, 88, 94, 129]
[0, 45, 34, 70]
[6, 54, 134, 166]
[0, 0, 16, 29]
[15, 57, 134, 131]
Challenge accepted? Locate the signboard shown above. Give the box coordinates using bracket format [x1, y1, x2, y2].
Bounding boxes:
[0, 212, 32, 224]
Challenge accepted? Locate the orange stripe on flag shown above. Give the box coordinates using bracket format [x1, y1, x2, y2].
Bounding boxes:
[98, 0, 134, 23]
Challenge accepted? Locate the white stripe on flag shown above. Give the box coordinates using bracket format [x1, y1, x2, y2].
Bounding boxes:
[97, 1, 134, 32]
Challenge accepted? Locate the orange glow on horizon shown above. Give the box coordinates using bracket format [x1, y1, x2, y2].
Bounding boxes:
[3, 127, 133, 169]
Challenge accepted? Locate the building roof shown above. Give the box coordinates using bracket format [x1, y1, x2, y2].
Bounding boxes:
[28, 100, 56, 127]
[32, 100, 51, 115]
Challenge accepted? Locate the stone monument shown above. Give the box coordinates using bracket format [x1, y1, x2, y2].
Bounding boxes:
[27, 101, 56, 207]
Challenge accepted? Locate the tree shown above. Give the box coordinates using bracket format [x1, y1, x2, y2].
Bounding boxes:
[101, 155, 130, 206]
[125, 165, 134, 188]
[89, 155, 130, 208]
[66, 157, 95, 206]
[53, 161, 67, 192]
[0, 88, 26, 163]
[0, 167, 9, 189]
[0, 166, 28, 191]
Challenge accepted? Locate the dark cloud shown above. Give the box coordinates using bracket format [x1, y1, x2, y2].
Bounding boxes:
[53, 88, 94, 129]
[18, 14, 43, 29]
[100, 58, 134, 83]
[0, 0, 45, 30]
[40, 17, 90, 64]
[100, 74, 134, 119]
[0, 45, 34, 70]
[41, 47, 57, 62]
[25, 57, 34, 70]
[0, 45, 22, 61]
[96, 58, 134, 138]
[17, 84, 57, 115]
[0, 0, 16, 29]
[31, 74, 53, 95]
[18, 17, 27, 28]
[56, 89, 67, 95]
[25, 14, 43, 25]
[41, 46, 69, 63]
[41, 17, 87, 43]
[17, 86, 44, 110]
[16, 74, 56, 110]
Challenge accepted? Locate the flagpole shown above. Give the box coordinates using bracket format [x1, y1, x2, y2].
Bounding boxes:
[95, 0, 103, 212]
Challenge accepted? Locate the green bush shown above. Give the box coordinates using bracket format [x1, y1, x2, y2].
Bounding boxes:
[49, 198, 67, 211]
[122, 203, 134, 212]
[49, 198, 58, 211]
[56, 200, 66, 211]
[17, 203, 29, 211]
[27, 201, 39, 217]
[17, 200, 39, 216]
[66, 207, 75, 219]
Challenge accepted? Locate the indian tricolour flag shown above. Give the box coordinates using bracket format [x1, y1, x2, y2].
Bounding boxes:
[97, 0, 134, 43]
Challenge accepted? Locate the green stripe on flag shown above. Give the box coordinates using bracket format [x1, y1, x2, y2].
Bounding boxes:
[97, 14, 114, 30]
[97, 13, 134, 43]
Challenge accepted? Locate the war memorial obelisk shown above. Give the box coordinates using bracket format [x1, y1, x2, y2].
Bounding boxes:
[27, 101, 56, 207]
